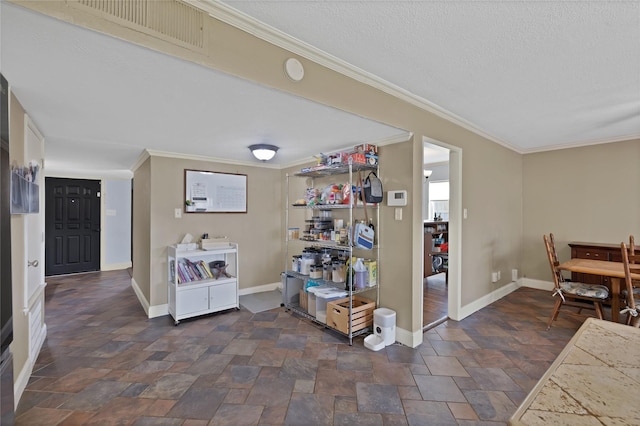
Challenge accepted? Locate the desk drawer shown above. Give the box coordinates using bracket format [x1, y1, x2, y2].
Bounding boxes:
[573, 247, 609, 260]
[609, 250, 623, 262]
[573, 272, 604, 286]
[571, 248, 609, 285]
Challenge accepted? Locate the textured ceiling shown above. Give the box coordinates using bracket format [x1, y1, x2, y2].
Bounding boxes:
[223, 0, 640, 151]
[1, 1, 639, 177]
[0, 3, 405, 176]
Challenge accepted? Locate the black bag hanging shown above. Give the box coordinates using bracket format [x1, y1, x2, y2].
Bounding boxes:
[363, 172, 383, 203]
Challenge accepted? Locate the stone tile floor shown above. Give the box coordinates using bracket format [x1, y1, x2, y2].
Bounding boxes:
[14, 270, 595, 425]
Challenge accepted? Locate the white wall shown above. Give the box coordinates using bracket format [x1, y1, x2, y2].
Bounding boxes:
[103, 179, 131, 268]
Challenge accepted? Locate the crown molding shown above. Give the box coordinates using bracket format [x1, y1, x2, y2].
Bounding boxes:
[371, 131, 414, 147]
[144, 149, 281, 169]
[43, 168, 133, 179]
[522, 133, 640, 154]
[131, 149, 151, 172]
[189, 0, 518, 153]
[144, 132, 414, 172]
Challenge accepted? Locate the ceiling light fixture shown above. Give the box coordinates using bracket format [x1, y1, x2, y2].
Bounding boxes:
[249, 144, 279, 161]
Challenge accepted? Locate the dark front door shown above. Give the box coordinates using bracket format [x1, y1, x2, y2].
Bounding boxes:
[45, 178, 101, 276]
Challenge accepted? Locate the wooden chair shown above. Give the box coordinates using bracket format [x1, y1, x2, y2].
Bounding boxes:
[629, 235, 639, 283]
[620, 240, 640, 326]
[543, 234, 609, 329]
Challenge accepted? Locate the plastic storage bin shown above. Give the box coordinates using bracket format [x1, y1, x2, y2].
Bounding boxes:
[314, 288, 347, 324]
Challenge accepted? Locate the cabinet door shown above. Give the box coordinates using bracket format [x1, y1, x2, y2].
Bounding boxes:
[209, 281, 237, 310]
[177, 286, 209, 315]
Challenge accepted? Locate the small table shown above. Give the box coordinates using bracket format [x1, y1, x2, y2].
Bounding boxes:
[509, 318, 640, 425]
[557, 258, 640, 323]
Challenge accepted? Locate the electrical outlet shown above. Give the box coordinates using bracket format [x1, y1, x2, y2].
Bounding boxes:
[512, 269, 518, 281]
[497, 270, 501, 280]
[491, 272, 498, 283]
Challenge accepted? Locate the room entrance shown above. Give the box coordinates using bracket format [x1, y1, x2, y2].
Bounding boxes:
[422, 141, 451, 330]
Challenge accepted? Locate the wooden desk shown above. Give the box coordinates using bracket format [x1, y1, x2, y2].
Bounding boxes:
[568, 241, 638, 284]
[509, 318, 640, 425]
[558, 258, 640, 323]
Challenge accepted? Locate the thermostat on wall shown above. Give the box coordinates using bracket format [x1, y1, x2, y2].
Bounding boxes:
[387, 190, 407, 206]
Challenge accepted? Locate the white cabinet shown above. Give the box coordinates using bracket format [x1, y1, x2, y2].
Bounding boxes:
[167, 244, 238, 325]
[283, 161, 380, 344]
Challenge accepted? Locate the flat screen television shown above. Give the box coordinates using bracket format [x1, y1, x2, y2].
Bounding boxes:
[1, 73, 13, 352]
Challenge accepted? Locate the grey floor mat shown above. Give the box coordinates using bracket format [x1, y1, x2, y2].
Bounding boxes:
[239, 289, 282, 313]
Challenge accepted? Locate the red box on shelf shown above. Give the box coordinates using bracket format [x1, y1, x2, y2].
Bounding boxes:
[348, 152, 366, 164]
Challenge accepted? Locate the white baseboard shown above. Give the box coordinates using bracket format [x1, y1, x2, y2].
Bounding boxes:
[395, 326, 423, 348]
[130, 277, 150, 316]
[14, 314, 47, 409]
[102, 261, 132, 271]
[13, 325, 46, 409]
[520, 277, 554, 291]
[149, 304, 168, 319]
[458, 281, 520, 321]
[131, 277, 168, 318]
[238, 282, 281, 296]
[14, 352, 32, 410]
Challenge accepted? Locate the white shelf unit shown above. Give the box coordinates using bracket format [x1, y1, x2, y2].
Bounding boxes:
[167, 244, 239, 325]
[283, 162, 380, 345]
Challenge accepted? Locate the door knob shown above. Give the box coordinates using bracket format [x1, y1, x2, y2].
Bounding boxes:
[28, 260, 39, 267]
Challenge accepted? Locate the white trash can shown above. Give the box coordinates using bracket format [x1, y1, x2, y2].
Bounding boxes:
[374, 308, 396, 346]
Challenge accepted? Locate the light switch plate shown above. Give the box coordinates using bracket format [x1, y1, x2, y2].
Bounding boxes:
[175, 208, 182, 218]
[394, 207, 402, 220]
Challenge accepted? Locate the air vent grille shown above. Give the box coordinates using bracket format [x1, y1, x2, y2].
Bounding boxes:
[77, 0, 204, 48]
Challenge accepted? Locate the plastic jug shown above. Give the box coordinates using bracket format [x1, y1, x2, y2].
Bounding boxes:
[354, 258, 367, 289]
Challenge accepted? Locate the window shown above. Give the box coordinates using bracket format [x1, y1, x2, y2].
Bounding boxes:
[428, 181, 449, 221]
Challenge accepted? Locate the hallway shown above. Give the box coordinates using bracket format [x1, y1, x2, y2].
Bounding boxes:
[424, 272, 448, 329]
[15, 270, 590, 425]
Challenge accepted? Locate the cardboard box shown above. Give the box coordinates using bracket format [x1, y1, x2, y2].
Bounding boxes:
[364, 260, 377, 287]
[348, 152, 366, 165]
[326, 296, 375, 334]
[354, 144, 378, 155]
[299, 289, 308, 311]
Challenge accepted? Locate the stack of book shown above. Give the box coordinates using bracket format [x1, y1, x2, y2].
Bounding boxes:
[172, 259, 215, 284]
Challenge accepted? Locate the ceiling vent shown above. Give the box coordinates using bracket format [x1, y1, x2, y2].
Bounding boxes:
[76, 0, 204, 48]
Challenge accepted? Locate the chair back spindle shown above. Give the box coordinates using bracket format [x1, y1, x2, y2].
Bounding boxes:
[621, 240, 640, 326]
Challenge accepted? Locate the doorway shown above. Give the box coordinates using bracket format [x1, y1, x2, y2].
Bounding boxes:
[45, 178, 101, 276]
[422, 142, 450, 329]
